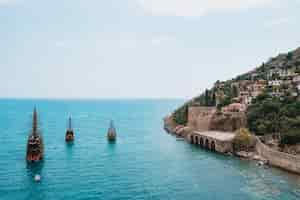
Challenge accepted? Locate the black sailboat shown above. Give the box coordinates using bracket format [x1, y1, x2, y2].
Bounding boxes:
[26, 107, 44, 162]
[65, 117, 74, 142]
[107, 120, 117, 141]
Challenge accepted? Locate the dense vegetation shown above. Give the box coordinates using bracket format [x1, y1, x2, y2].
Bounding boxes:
[173, 105, 188, 125]
[247, 93, 300, 145]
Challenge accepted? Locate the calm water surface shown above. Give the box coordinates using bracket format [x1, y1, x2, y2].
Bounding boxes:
[0, 99, 300, 200]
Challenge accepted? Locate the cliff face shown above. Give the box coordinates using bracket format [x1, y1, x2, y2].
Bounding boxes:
[163, 115, 177, 133]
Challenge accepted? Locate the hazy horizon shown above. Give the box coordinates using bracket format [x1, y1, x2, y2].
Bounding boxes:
[1, 0, 300, 99]
[0, 97, 185, 100]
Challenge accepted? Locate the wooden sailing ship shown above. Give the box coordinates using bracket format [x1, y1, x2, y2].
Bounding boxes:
[65, 117, 74, 142]
[26, 107, 44, 162]
[107, 120, 117, 141]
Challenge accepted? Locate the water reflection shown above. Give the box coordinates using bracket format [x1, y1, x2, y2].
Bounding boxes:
[107, 140, 116, 148]
[65, 141, 75, 159]
[65, 141, 74, 148]
[26, 161, 44, 181]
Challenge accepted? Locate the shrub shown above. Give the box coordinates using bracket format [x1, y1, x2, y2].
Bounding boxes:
[287, 52, 293, 60]
[233, 128, 252, 151]
[173, 105, 188, 125]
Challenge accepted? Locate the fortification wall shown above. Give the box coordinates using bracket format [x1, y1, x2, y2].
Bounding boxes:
[187, 106, 246, 132]
[256, 137, 300, 174]
[209, 112, 247, 132]
[187, 106, 216, 131]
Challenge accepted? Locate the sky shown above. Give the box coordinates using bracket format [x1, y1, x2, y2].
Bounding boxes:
[0, 0, 300, 99]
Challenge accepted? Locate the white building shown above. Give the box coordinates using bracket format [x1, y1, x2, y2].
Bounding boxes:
[293, 75, 300, 84]
[279, 68, 294, 77]
[268, 80, 282, 87]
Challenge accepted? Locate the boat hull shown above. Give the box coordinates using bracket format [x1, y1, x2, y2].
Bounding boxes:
[65, 130, 74, 142]
[26, 135, 44, 163]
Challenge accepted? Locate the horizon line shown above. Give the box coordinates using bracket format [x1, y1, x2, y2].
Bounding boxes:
[0, 97, 186, 101]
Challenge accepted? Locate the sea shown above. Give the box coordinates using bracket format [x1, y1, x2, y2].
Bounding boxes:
[0, 99, 300, 200]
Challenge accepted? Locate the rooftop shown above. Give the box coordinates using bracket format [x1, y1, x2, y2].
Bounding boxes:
[193, 131, 236, 142]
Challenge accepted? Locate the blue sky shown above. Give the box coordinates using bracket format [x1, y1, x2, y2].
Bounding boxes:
[0, 0, 300, 99]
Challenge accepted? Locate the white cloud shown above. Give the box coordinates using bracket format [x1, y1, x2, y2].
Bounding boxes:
[137, 0, 274, 17]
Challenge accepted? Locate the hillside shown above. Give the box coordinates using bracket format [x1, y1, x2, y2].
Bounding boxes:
[172, 46, 300, 148]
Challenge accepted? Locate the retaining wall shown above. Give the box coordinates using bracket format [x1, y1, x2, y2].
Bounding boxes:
[256, 137, 300, 174]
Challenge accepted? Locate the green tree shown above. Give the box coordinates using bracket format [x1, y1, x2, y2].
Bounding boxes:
[232, 85, 239, 98]
[212, 92, 216, 106]
[204, 89, 209, 106]
[287, 52, 293, 60]
[233, 128, 252, 151]
[173, 105, 188, 125]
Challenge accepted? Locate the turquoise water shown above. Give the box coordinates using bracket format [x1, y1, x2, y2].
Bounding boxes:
[0, 99, 300, 200]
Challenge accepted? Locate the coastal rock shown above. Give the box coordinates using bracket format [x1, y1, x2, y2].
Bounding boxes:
[175, 126, 192, 137]
[163, 116, 177, 133]
[235, 151, 254, 159]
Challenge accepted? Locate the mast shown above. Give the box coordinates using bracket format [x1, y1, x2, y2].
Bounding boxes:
[68, 117, 72, 130]
[110, 120, 113, 129]
[109, 120, 115, 132]
[107, 120, 116, 141]
[27, 106, 44, 162]
[33, 107, 38, 136]
[65, 116, 74, 142]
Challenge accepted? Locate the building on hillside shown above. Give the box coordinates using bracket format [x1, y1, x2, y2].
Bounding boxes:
[222, 103, 247, 113]
[278, 68, 295, 77]
[238, 91, 252, 105]
[295, 84, 300, 92]
[270, 91, 283, 97]
[293, 75, 300, 84]
[268, 80, 282, 87]
[232, 97, 241, 103]
[292, 91, 298, 97]
[247, 80, 267, 98]
[292, 75, 300, 92]
[238, 80, 252, 91]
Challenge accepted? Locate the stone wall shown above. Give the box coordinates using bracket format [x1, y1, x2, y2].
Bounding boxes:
[187, 106, 216, 131]
[256, 137, 300, 174]
[209, 112, 247, 132]
[187, 106, 246, 132]
[187, 132, 234, 153]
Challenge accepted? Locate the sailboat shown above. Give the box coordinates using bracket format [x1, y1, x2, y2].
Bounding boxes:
[26, 107, 44, 162]
[107, 120, 117, 141]
[65, 117, 74, 142]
